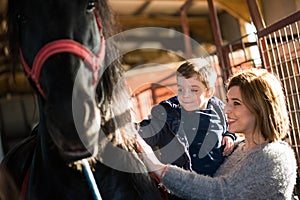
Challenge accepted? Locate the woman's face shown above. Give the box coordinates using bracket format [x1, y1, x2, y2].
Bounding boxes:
[224, 86, 256, 135]
[177, 75, 210, 111]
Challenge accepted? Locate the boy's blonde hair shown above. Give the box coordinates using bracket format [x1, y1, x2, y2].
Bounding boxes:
[227, 68, 289, 141]
[176, 58, 217, 90]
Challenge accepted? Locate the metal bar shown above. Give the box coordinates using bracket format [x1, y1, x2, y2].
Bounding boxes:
[258, 17, 300, 164]
[277, 28, 300, 160]
[258, 11, 300, 38]
[284, 23, 300, 154]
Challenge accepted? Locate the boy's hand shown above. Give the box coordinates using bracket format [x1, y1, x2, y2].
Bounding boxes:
[222, 136, 234, 156]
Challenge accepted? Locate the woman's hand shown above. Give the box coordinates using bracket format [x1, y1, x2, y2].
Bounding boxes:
[136, 134, 168, 178]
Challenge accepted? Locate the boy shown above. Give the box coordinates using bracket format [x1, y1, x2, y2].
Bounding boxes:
[139, 58, 236, 177]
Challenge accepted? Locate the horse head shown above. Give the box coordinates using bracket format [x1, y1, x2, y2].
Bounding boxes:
[7, 0, 106, 162]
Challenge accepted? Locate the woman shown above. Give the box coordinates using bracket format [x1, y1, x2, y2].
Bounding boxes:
[138, 68, 297, 199]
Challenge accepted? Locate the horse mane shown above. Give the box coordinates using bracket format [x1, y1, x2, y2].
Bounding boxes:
[93, 0, 138, 152]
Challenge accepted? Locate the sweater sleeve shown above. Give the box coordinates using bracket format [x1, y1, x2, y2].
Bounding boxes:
[162, 165, 225, 199]
[161, 142, 297, 200]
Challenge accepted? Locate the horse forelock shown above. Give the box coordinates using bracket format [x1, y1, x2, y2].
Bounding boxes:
[93, 1, 140, 151]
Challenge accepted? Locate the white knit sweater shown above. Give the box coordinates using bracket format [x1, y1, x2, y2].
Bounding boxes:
[162, 142, 297, 200]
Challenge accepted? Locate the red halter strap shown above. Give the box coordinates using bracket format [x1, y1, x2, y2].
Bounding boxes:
[19, 10, 105, 98]
[20, 168, 30, 200]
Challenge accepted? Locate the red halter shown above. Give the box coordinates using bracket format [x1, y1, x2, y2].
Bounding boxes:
[19, 10, 106, 98]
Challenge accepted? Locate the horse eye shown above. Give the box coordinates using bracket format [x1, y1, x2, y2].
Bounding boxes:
[86, 1, 95, 13]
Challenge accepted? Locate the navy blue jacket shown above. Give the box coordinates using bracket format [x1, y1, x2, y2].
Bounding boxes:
[139, 96, 236, 176]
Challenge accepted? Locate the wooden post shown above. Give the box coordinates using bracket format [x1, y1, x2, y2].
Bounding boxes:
[180, 0, 193, 59]
[207, 0, 230, 80]
[246, 0, 269, 69]
[246, 0, 265, 31]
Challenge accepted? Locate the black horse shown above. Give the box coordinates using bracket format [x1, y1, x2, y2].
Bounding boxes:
[0, 0, 163, 199]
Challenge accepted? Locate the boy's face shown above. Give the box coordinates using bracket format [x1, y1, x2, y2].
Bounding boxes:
[177, 75, 211, 111]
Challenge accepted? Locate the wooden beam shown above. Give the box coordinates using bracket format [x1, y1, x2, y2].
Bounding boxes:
[109, 0, 208, 2]
[133, 1, 152, 15]
[115, 15, 213, 42]
[215, 0, 251, 22]
[116, 15, 209, 27]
